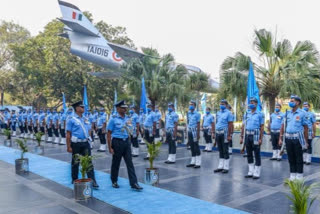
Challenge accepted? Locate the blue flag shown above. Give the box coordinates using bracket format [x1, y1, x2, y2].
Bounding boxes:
[140, 77, 147, 114]
[247, 62, 262, 111]
[174, 97, 177, 111]
[201, 93, 207, 114]
[62, 93, 67, 112]
[83, 85, 89, 113]
[113, 90, 117, 114]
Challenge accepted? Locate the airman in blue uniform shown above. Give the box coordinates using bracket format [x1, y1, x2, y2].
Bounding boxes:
[302, 102, 315, 165]
[186, 100, 201, 168]
[268, 103, 284, 161]
[59, 109, 67, 145]
[46, 109, 53, 142]
[164, 102, 179, 164]
[66, 101, 99, 188]
[38, 109, 46, 140]
[240, 97, 264, 179]
[154, 105, 162, 141]
[129, 105, 140, 157]
[138, 108, 145, 140]
[214, 100, 233, 173]
[143, 103, 157, 160]
[279, 95, 308, 181]
[18, 110, 24, 137]
[202, 107, 215, 152]
[27, 109, 33, 138]
[33, 109, 39, 135]
[97, 107, 107, 152]
[22, 109, 28, 138]
[227, 104, 235, 155]
[107, 100, 142, 190]
[11, 110, 17, 136]
[52, 109, 60, 144]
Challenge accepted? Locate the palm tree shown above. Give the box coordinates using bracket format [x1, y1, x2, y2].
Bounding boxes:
[219, 29, 320, 113]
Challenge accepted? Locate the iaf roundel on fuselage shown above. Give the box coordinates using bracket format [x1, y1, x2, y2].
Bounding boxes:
[112, 51, 122, 62]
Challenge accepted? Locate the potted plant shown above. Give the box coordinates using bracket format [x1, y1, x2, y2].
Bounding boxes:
[34, 132, 44, 155]
[73, 154, 94, 201]
[4, 129, 12, 147]
[284, 179, 319, 214]
[15, 139, 29, 174]
[144, 141, 162, 186]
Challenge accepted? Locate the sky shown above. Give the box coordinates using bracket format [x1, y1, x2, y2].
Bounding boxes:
[1, 0, 320, 81]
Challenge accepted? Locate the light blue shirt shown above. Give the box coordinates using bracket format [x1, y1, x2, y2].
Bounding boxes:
[33, 113, 39, 125]
[11, 114, 17, 122]
[39, 113, 46, 126]
[46, 113, 52, 125]
[304, 111, 316, 129]
[27, 113, 33, 124]
[286, 109, 308, 133]
[154, 111, 161, 121]
[52, 113, 59, 125]
[139, 113, 145, 125]
[165, 111, 179, 128]
[107, 115, 129, 138]
[130, 113, 139, 126]
[187, 110, 201, 128]
[244, 111, 264, 130]
[203, 113, 214, 128]
[144, 111, 157, 127]
[270, 112, 284, 130]
[97, 113, 106, 128]
[216, 109, 233, 130]
[66, 114, 89, 140]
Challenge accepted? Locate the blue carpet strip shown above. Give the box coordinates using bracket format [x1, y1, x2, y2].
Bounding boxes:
[0, 145, 248, 214]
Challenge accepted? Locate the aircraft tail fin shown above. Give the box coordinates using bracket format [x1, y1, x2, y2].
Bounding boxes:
[58, 0, 100, 37]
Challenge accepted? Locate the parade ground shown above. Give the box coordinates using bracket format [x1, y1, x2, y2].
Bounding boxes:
[0, 135, 319, 214]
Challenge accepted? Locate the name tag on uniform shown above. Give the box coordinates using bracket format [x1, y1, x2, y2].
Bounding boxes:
[296, 116, 300, 121]
[277, 116, 281, 119]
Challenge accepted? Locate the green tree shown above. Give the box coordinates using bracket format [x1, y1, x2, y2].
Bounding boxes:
[219, 29, 320, 113]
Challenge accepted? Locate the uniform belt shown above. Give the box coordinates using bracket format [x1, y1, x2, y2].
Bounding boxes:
[203, 127, 211, 130]
[216, 130, 225, 134]
[285, 133, 299, 138]
[113, 137, 128, 141]
[271, 129, 280, 133]
[246, 130, 255, 135]
[72, 139, 87, 143]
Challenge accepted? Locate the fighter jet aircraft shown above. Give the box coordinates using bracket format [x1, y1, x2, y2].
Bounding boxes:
[57, 0, 206, 78]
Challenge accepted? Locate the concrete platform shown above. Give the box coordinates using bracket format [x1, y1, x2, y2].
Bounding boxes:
[0, 135, 319, 214]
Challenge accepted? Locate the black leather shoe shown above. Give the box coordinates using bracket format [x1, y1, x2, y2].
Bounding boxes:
[306, 162, 311, 165]
[112, 182, 120, 188]
[164, 160, 175, 164]
[253, 176, 260, 179]
[144, 157, 149, 160]
[92, 180, 99, 189]
[186, 164, 195, 167]
[97, 149, 106, 152]
[213, 168, 223, 173]
[131, 183, 143, 191]
[207, 150, 212, 152]
[277, 158, 282, 161]
[245, 175, 253, 178]
[270, 157, 277, 160]
[194, 165, 201, 168]
[132, 155, 139, 157]
[222, 169, 229, 173]
[243, 154, 248, 158]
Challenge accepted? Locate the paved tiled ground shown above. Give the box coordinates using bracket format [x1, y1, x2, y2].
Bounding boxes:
[0, 135, 319, 214]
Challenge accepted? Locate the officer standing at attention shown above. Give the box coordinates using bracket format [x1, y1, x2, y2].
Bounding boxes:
[240, 97, 264, 179]
[214, 100, 233, 173]
[39, 109, 46, 141]
[66, 101, 99, 188]
[27, 109, 33, 139]
[279, 95, 308, 180]
[22, 109, 28, 138]
[18, 110, 24, 138]
[164, 102, 179, 164]
[302, 102, 316, 165]
[97, 107, 107, 152]
[154, 105, 162, 142]
[46, 109, 53, 142]
[143, 103, 157, 160]
[33, 109, 39, 135]
[107, 100, 143, 190]
[227, 104, 235, 155]
[11, 110, 17, 137]
[186, 100, 201, 168]
[59, 109, 67, 145]
[202, 107, 215, 152]
[52, 109, 60, 144]
[268, 103, 284, 161]
[129, 105, 140, 157]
